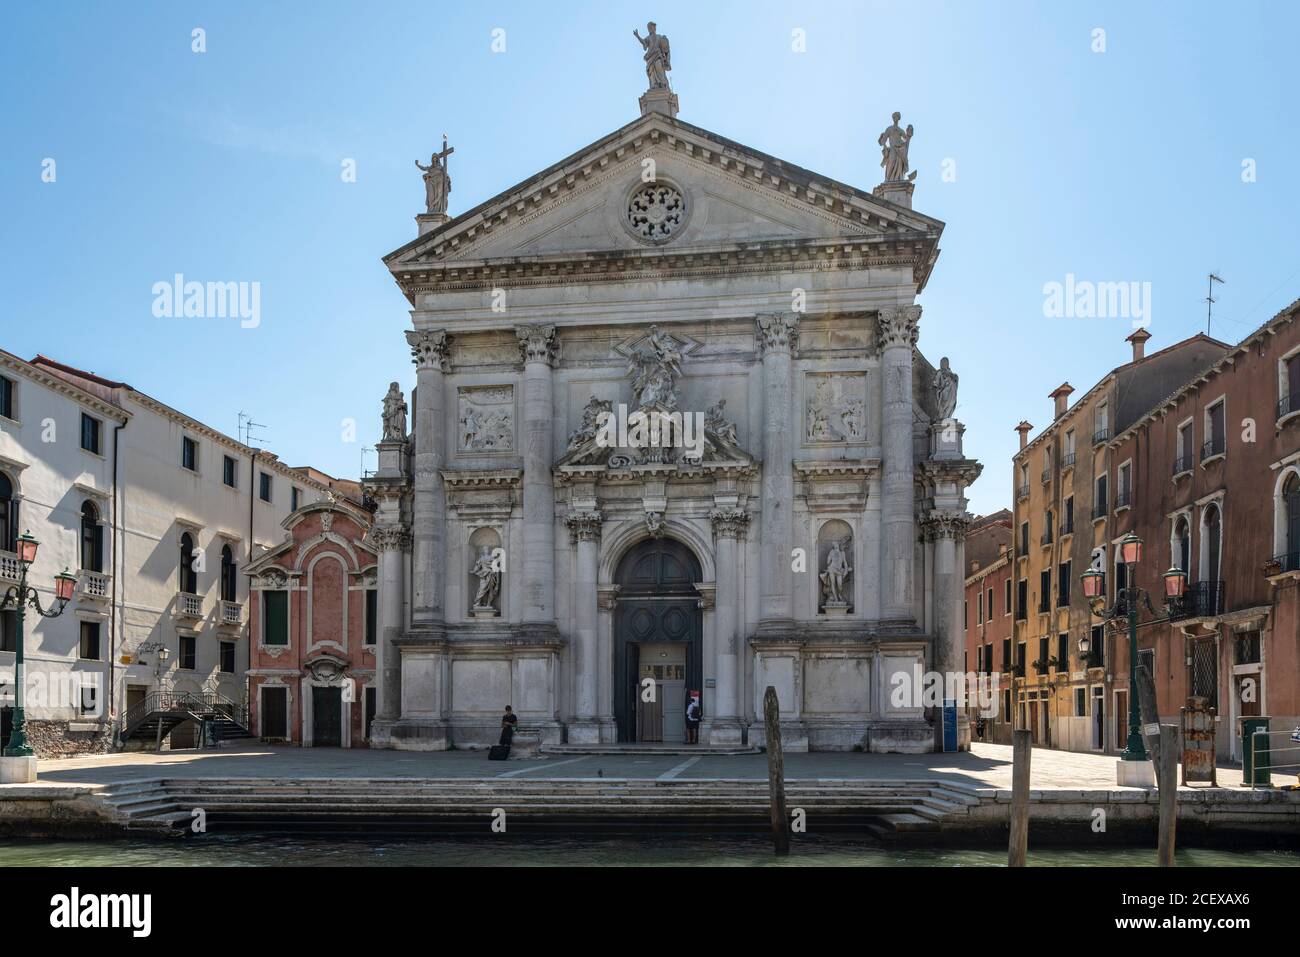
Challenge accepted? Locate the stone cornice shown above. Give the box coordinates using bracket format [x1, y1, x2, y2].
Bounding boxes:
[439, 468, 523, 490]
[391, 236, 938, 298]
[794, 459, 882, 478]
[0, 352, 130, 423]
[554, 460, 759, 485]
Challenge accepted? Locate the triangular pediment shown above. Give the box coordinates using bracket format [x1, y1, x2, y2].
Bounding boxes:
[385, 112, 943, 277]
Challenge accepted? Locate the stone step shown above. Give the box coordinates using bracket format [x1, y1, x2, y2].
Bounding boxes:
[542, 745, 759, 755]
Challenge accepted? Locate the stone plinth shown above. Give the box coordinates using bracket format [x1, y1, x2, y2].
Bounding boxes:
[929, 418, 965, 459]
[639, 88, 679, 117]
[821, 602, 849, 617]
[0, 756, 38, 784]
[375, 439, 407, 478]
[1116, 759, 1156, 788]
[872, 180, 914, 209]
[508, 730, 542, 759]
[471, 605, 499, 619]
[416, 212, 449, 235]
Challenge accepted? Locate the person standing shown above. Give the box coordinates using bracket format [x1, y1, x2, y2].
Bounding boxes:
[684, 694, 701, 745]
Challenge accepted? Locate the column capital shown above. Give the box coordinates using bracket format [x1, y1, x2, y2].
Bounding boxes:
[366, 523, 411, 552]
[756, 313, 800, 355]
[406, 329, 451, 372]
[710, 507, 751, 540]
[565, 510, 603, 543]
[921, 509, 971, 542]
[877, 304, 921, 351]
[516, 323, 559, 367]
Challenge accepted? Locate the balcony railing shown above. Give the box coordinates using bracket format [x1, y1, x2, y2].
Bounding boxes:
[1279, 393, 1300, 420]
[1016, 484, 1030, 501]
[1061, 451, 1076, 469]
[1093, 427, 1110, 445]
[1172, 454, 1193, 477]
[1091, 501, 1108, 520]
[0, 552, 19, 583]
[77, 569, 110, 601]
[1060, 518, 1074, 536]
[1201, 435, 1226, 462]
[1169, 580, 1225, 621]
[1271, 552, 1300, 574]
[220, 600, 243, 626]
[177, 592, 204, 619]
[1040, 530, 1053, 546]
[1115, 490, 1131, 510]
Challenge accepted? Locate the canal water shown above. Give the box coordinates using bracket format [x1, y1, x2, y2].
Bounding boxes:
[1, 836, 1297, 867]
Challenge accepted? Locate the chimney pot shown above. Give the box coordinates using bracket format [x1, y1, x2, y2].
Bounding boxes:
[1126, 328, 1152, 362]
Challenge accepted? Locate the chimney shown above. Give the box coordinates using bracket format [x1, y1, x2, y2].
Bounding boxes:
[1126, 327, 1152, 362]
[1049, 382, 1074, 420]
[1015, 420, 1033, 450]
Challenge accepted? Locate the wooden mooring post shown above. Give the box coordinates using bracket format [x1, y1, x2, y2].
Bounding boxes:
[763, 685, 789, 857]
[1157, 724, 1178, 867]
[1008, 729, 1031, 867]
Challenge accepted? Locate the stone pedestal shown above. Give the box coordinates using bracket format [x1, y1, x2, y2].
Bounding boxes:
[821, 602, 850, 617]
[639, 88, 679, 118]
[471, 606, 499, 619]
[0, 756, 38, 784]
[1117, 759, 1157, 788]
[416, 212, 449, 236]
[929, 418, 965, 460]
[507, 730, 542, 759]
[872, 180, 915, 209]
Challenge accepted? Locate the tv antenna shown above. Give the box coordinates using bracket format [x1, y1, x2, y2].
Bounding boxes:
[1205, 273, 1225, 335]
[361, 446, 375, 479]
[238, 411, 268, 448]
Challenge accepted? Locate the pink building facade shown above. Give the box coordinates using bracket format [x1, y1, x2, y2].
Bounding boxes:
[246, 500, 378, 747]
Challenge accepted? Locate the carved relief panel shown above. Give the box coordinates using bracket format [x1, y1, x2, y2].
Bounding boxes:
[457, 386, 515, 454]
[803, 373, 867, 446]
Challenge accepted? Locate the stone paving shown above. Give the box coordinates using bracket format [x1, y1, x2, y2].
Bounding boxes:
[13, 742, 1259, 791]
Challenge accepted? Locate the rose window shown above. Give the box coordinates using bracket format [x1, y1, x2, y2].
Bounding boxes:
[626, 183, 686, 242]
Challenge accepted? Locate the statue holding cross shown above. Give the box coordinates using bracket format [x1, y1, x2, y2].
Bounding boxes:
[415, 134, 454, 215]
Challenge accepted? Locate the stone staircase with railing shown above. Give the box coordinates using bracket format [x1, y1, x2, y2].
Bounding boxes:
[88, 777, 982, 836]
[117, 690, 254, 747]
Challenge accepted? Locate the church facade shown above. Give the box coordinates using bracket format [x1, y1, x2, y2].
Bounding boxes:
[359, 52, 980, 752]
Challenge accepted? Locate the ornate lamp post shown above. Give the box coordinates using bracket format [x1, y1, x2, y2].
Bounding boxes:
[2, 531, 78, 758]
[1080, 532, 1187, 767]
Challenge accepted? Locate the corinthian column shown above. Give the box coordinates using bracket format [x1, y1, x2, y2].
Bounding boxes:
[756, 314, 799, 627]
[710, 507, 749, 743]
[566, 511, 602, 738]
[516, 324, 558, 625]
[406, 330, 450, 624]
[369, 522, 410, 721]
[923, 509, 972, 747]
[877, 305, 920, 621]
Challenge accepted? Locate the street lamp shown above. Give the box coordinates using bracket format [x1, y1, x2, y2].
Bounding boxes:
[1, 531, 78, 758]
[1081, 533, 1187, 768]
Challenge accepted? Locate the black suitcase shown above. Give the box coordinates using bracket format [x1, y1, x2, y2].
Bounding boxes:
[488, 745, 510, 760]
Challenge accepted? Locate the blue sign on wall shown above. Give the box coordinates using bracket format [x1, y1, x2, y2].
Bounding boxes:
[942, 698, 958, 753]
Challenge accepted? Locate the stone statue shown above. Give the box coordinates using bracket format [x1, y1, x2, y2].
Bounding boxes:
[878, 112, 916, 183]
[705, 399, 739, 447]
[415, 135, 454, 215]
[820, 539, 853, 605]
[933, 356, 958, 420]
[381, 382, 408, 441]
[471, 545, 501, 611]
[633, 22, 671, 90]
[627, 324, 682, 410]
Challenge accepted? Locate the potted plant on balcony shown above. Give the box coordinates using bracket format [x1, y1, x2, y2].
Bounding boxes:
[1262, 557, 1283, 577]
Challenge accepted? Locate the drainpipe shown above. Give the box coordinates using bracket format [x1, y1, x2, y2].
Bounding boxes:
[109, 419, 126, 739]
[247, 449, 258, 712]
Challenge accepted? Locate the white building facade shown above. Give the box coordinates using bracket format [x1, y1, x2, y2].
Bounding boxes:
[0, 351, 328, 755]
[364, 86, 981, 752]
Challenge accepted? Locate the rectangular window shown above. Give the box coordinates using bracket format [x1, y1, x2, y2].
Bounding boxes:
[977, 591, 983, 624]
[365, 589, 377, 646]
[1117, 462, 1132, 507]
[263, 590, 289, 646]
[80, 413, 101, 454]
[1063, 495, 1074, 533]
[987, 586, 994, 618]
[364, 686, 377, 740]
[262, 686, 288, 739]
[1002, 637, 1011, 671]
[1016, 579, 1028, 620]
[223, 455, 238, 488]
[1019, 522, 1029, 555]
[1058, 561, 1071, 606]
[1016, 641, 1026, 674]
[1090, 625, 1105, 668]
[1058, 632, 1069, 671]
[963, 599, 968, 629]
[182, 436, 198, 472]
[259, 472, 273, 503]
[1177, 421, 1194, 472]
[1204, 400, 1226, 459]
[0, 610, 15, 652]
[0, 375, 12, 419]
[1002, 689, 1012, 721]
[1004, 578, 1012, 616]
[1075, 687, 1087, 717]
[78, 621, 101, 660]
[1095, 474, 1108, 514]
[1037, 636, 1049, 674]
[219, 640, 235, 674]
[1038, 569, 1051, 613]
[179, 634, 196, 670]
[291, 487, 301, 511]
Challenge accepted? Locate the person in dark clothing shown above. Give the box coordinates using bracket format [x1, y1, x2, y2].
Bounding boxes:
[684, 694, 701, 744]
[499, 705, 518, 746]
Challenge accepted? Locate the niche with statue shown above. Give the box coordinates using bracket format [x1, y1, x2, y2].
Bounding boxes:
[817, 520, 854, 616]
[467, 526, 503, 618]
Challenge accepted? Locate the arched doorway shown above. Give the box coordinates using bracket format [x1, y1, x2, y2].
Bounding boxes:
[613, 538, 702, 743]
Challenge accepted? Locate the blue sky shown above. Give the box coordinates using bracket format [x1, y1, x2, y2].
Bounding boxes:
[3, 0, 1297, 515]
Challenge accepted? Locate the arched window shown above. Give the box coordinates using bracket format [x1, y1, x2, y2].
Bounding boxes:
[1202, 504, 1222, 583]
[179, 532, 197, 594]
[0, 472, 14, 553]
[220, 545, 236, 602]
[1284, 474, 1300, 570]
[1173, 516, 1190, 574]
[80, 501, 103, 573]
